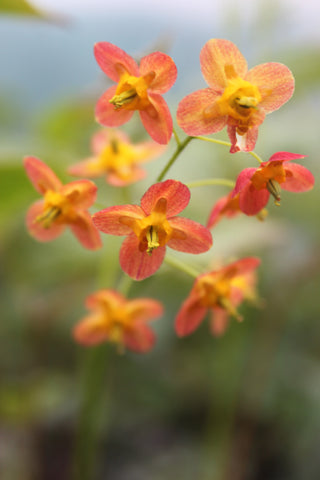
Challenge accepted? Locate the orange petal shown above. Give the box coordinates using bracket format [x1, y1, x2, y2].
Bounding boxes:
[123, 323, 156, 352]
[200, 39, 247, 89]
[26, 200, 66, 242]
[94, 42, 139, 81]
[70, 211, 102, 250]
[246, 62, 294, 113]
[73, 314, 109, 346]
[139, 93, 173, 144]
[175, 295, 207, 337]
[168, 217, 213, 253]
[93, 204, 145, 235]
[60, 180, 97, 209]
[24, 156, 62, 195]
[119, 235, 166, 280]
[95, 85, 135, 127]
[139, 51, 177, 93]
[177, 88, 227, 136]
[125, 298, 163, 322]
[140, 179, 190, 217]
[107, 166, 146, 186]
[68, 157, 104, 178]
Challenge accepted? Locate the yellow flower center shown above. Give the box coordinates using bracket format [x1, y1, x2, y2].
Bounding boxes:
[35, 190, 74, 228]
[251, 161, 286, 205]
[120, 197, 173, 255]
[110, 70, 156, 111]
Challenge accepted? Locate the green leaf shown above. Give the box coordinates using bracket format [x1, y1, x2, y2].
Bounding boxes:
[0, 0, 44, 17]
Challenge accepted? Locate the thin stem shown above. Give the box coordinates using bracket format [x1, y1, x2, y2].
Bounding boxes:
[172, 126, 181, 147]
[156, 136, 193, 182]
[186, 178, 235, 189]
[248, 150, 263, 164]
[194, 135, 264, 164]
[164, 255, 200, 279]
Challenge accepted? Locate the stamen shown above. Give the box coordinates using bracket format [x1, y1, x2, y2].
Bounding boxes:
[234, 96, 258, 109]
[267, 179, 281, 206]
[110, 89, 137, 109]
[219, 296, 243, 322]
[146, 226, 160, 255]
[35, 207, 61, 228]
[110, 138, 119, 154]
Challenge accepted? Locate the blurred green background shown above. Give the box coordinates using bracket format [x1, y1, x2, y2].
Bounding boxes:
[0, 1, 319, 479]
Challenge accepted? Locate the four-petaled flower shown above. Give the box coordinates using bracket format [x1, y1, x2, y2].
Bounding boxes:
[207, 191, 267, 228]
[73, 289, 163, 353]
[24, 156, 102, 249]
[94, 42, 177, 144]
[233, 152, 315, 215]
[68, 128, 166, 186]
[175, 257, 261, 337]
[93, 180, 213, 281]
[177, 38, 295, 152]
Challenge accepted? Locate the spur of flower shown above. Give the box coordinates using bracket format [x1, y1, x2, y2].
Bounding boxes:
[24, 156, 102, 249]
[73, 289, 163, 353]
[94, 42, 177, 144]
[177, 38, 294, 152]
[175, 257, 261, 337]
[93, 179, 213, 281]
[207, 191, 267, 229]
[68, 128, 166, 186]
[233, 151, 315, 215]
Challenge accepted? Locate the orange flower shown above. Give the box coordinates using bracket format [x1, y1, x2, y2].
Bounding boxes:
[94, 42, 177, 144]
[24, 156, 102, 249]
[68, 128, 166, 186]
[177, 39, 294, 152]
[175, 257, 260, 337]
[73, 289, 163, 353]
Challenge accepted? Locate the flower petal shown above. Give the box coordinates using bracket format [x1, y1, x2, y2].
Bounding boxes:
[207, 193, 240, 229]
[246, 62, 294, 113]
[26, 200, 66, 242]
[68, 157, 104, 178]
[209, 308, 229, 336]
[282, 163, 315, 192]
[177, 88, 227, 136]
[139, 93, 173, 144]
[94, 42, 139, 81]
[200, 39, 247, 89]
[93, 204, 145, 235]
[139, 52, 177, 93]
[119, 235, 166, 280]
[123, 323, 156, 352]
[175, 296, 207, 337]
[24, 156, 62, 195]
[233, 168, 256, 195]
[228, 125, 260, 153]
[168, 217, 212, 253]
[239, 183, 270, 215]
[107, 167, 146, 186]
[125, 298, 164, 322]
[140, 179, 190, 217]
[85, 289, 124, 310]
[73, 314, 109, 346]
[91, 128, 130, 155]
[266, 151, 305, 164]
[60, 180, 97, 209]
[69, 211, 102, 250]
[95, 85, 135, 127]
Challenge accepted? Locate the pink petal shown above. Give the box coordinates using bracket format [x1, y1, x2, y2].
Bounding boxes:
[60, 180, 97, 209]
[206, 193, 240, 229]
[140, 179, 190, 217]
[282, 163, 315, 192]
[69, 211, 102, 250]
[24, 156, 62, 195]
[228, 125, 260, 153]
[239, 183, 270, 215]
[123, 323, 156, 352]
[107, 167, 146, 187]
[93, 205, 145, 235]
[95, 85, 135, 127]
[168, 217, 212, 253]
[91, 128, 130, 155]
[86, 289, 124, 310]
[26, 200, 66, 242]
[175, 296, 207, 337]
[200, 39, 247, 89]
[94, 42, 139, 81]
[209, 309, 229, 336]
[119, 235, 166, 280]
[233, 168, 257, 195]
[267, 151, 305, 164]
[177, 88, 227, 136]
[139, 52, 177, 93]
[68, 157, 104, 179]
[139, 93, 173, 144]
[246, 62, 294, 113]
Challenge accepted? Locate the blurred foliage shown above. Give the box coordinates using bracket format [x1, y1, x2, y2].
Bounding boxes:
[0, 0, 45, 18]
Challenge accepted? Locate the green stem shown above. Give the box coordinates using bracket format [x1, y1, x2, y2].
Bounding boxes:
[164, 255, 200, 279]
[194, 135, 263, 164]
[186, 178, 235, 189]
[156, 136, 193, 182]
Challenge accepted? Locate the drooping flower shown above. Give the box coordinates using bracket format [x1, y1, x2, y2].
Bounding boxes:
[175, 257, 261, 337]
[207, 191, 267, 228]
[233, 151, 315, 215]
[93, 179, 213, 281]
[68, 128, 166, 186]
[73, 289, 163, 353]
[94, 42, 177, 144]
[24, 156, 102, 249]
[177, 39, 295, 152]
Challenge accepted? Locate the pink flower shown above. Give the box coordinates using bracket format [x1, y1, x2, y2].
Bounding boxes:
[73, 289, 163, 353]
[233, 152, 315, 215]
[24, 156, 102, 249]
[94, 42, 177, 144]
[93, 179, 213, 280]
[177, 39, 295, 152]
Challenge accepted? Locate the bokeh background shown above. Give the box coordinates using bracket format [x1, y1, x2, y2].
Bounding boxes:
[0, 0, 319, 479]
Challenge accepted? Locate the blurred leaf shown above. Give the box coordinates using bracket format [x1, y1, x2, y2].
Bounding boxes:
[0, 0, 45, 17]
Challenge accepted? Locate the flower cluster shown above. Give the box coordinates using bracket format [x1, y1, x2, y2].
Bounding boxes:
[23, 39, 314, 353]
